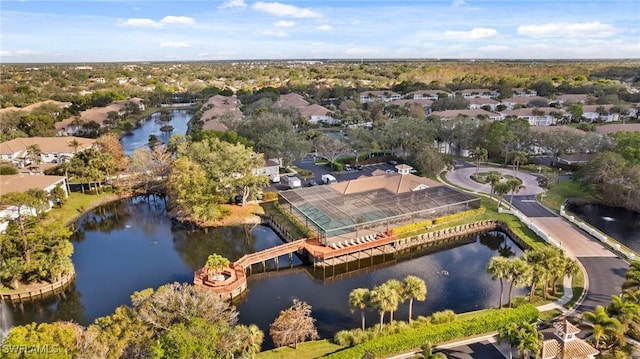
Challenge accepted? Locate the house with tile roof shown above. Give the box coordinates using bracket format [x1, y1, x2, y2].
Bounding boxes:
[512, 88, 538, 97]
[409, 90, 453, 100]
[430, 109, 501, 121]
[0, 174, 69, 232]
[458, 88, 499, 99]
[0, 136, 96, 167]
[359, 90, 402, 103]
[200, 95, 242, 132]
[501, 96, 551, 110]
[501, 107, 565, 126]
[581, 105, 621, 123]
[541, 320, 599, 359]
[467, 98, 500, 110]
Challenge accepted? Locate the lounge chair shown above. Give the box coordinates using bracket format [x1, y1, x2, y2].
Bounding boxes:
[330, 243, 337, 249]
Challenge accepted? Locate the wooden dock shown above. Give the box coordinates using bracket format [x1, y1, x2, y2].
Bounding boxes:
[194, 220, 523, 299]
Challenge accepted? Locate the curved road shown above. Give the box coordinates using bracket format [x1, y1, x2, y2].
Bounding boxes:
[446, 161, 628, 315]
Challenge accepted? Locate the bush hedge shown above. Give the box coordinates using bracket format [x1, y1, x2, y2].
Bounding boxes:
[324, 305, 539, 359]
[262, 192, 279, 201]
[392, 208, 486, 237]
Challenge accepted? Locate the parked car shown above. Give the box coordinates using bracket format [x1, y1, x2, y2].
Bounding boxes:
[344, 164, 352, 171]
[308, 180, 318, 187]
[234, 195, 243, 205]
[388, 160, 398, 165]
[354, 164, 364, 170]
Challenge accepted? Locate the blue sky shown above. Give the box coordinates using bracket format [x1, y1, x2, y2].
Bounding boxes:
[1, 0, 639, 62]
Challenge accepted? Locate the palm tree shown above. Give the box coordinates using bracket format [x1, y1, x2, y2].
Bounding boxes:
[349, 288, 371, 331]
[205, 254, 230, 275]
[510, 151, 528, 177]
[370, 283, 399, 331]
[384, 279, 404, 322]
[412, 341, 446, 359]
[238, 324, 264, 358]
[499, 321, 542, 359]
[607, 295, 640, 333]
[487, 256, 510, 309]
[68, 139, 81, 154]
[470, 146, 488, 176]
[505, 258, 531, 307]
[26, 144, 42, 165]
[403, 275, 427, 322]
[582, 305, 625, 349]
[494, 182, 511, 210]
[547, 253, 578, 297]
[524, 248, 554, 302]
[622, 261, 640, 290]
[506, 178, 523, 205]
[486, 171, 502, 198]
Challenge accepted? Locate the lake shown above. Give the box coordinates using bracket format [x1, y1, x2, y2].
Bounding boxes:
[119, 109, 192, 155]
[5, 197, 525, 347]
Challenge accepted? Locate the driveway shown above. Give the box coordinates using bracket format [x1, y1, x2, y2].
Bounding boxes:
[576, 257, 629, 313]
[446, 165, 544, 196]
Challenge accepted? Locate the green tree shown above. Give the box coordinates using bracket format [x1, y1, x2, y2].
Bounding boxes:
[314, 136, 348, 170]
[499, 321, 542, 359]
[2, 322, 80, 359]
[486, 171, 502, 198]
[494, 182, 511, 209]
[524, 248, 555, 302]
[487, 256, 510, 309]
[68, 139, 81, 154]
[414, 147, 445, 177]
[26, 144, 43, 165]
[403, 275, 427, 323]
[384, 279, 405, 322]
[470, 146, 488, 176]
[204, 254, 230, 275]
[50, 183, 67, 206]
[622, 261, 640, 290]
[506, 178, 523, 205]
[505, 258, 531, 307]
[509, 151, 528, 177]
[370, 282, 400, 330]
[349, 288, 371, 331]
[568, 103, 584, 121]
[582, 305, 625, 349]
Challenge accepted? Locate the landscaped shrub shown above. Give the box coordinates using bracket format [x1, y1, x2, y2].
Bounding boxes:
[329, 161, 344, 172]
[325, 305, 539, 359]
[262, 192, 278, 201]
[428, 310, 456, 324]
[392, 208, 486, 237]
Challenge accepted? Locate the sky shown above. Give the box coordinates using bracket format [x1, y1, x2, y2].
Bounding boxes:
[1, 0, 639, 63]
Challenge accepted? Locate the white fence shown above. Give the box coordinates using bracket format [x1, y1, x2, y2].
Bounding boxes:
[560, 205, 637, 261]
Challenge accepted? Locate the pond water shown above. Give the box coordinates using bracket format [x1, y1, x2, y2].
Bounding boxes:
[119, 109, 192, 155]
[5, 197, 525, 347]
[567, 201, 640, 252]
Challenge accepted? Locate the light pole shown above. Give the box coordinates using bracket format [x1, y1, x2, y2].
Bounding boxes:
[354, 150, 358, 165]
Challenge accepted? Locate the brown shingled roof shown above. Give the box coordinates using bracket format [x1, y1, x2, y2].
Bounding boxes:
[0, 174, 66, 196]
[1, 136, 95, 157]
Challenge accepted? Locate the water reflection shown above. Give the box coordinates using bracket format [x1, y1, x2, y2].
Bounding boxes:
[9, 197, 525, 348]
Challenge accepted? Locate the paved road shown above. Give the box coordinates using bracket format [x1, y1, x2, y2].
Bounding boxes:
[443, 164, 630, 358]
[508, 195, 556, 217]
[438, 340, 505, 359]
[446, 164, 544, 196]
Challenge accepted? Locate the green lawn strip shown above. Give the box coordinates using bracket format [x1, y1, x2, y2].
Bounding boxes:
[261, 201, 308, 239]
[323, 305, 539, 359]
[565, 269, 585, 309]
[257, 340, 345, 359]
[46, 192, 119, 226]
[539, 309, 564, 322]
[537, 179, 595, 214]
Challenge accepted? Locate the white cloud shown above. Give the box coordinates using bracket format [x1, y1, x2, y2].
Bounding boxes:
[119, 16, 195, 28]
[15, 50, 40, 56]
[517, 21, 618, 38]
[252, 2, 321, 18]
[479, 45, 510, 52]
[274, 20, 295, 28]
[259, 29, 289, 37]
[160, 42, 191, 48]
[120, 18, 163, 28]
[0, 50, 13, 57]
[444, 27, 499, 40]
[160, 16, 195, 25]
[317, 25, 332, 31]
[218, 0, 247, 10]
[452, 0, 466, 6]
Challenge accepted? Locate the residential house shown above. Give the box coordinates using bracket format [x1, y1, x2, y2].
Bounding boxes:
[129, 97, 146, 112]
[359, 91, 402, 103]
[252, 159, 280, 177]
[430, 109, 501, 121]
[541, 320, 598, 359]
[0, 100, 72, 116]
[90, 77, 106, 84]
[0, 174, 69, 232]
[200, 95, 242, 132]
[467, 98, 500, 111]
[274, 93, 336, 124]
[501, 96, 550, 110]
[0, 136, 96, 167]
[386, 99, 434, 114]
[512, 88, 538, 97]
[552, 94, 590, 105]
[595, 123, 640, 134]
[500, 107, 563, 126]
[458, 88, 499, 99]
[300, 104, 337, 124]
[409, 90, 452, 100]
[581, 105, 620, 122]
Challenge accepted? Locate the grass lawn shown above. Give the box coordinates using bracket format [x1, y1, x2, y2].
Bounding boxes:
[566, 269, 585, 309]
[257, 340, 344, 359]
[539, 308, 564, 322]
[538, 179, 595, 213]
[207, 203, 264, 226]
[45, 191, 119, 226]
